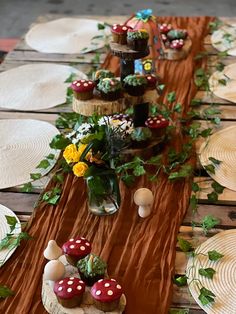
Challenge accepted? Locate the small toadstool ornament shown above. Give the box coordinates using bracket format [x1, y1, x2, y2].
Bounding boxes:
[44, 260, 65, 289]
[134, 188, 154, 218]
[44, 240, 63, 260]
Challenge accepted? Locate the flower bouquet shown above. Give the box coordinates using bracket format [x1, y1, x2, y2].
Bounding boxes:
[63, 115, 133, 215]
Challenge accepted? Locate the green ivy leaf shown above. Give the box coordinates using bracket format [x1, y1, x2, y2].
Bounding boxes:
[218, 79, 227, 86]
[201, 128, 212, 138]
[192, 182, 200, 192]
[218, 50, 228, 57]
[199, 267, 216, 279]
[215, 62, 225, 72]
[212, 116, 221, 125]
[204, 164, 215, 174]
[167, 91, 176, 103]
[194, 51, 209, 60]
[64, 72, 77, 83]
[20, 182, 33, 193]
[0, 232, 31, 251]
[158, 84, 165, 91]
[46, 153, 55, 160]
[209, 157, 221, 165]
[207, 191, 219, 203]
[5, 216, 18, 233]
[50, 134, 71, 150]
[191, 98, 202, 106]
[42, 187, 61, 205]
[177, 237, 193, 253]
[201, 215, 220, 234]
[190, 194, 198, 211]
[97, 22, 105, 30]
[198, 287, 215, 306]
[121, 174, 135, 186]
[208, 250, 224, 261]
[173, 103, 182, 113]
[30, 173, 42, 180]
[211, 181, 224, 194]
[53, 174, 64, 183]
[169, 309, 189, 314]
[36, 159, 50, 169]
[133, 165, 146, 176]
[173, 275, 188, 287]
[168, 164, 193, 181]
[0, 285, 14, 298]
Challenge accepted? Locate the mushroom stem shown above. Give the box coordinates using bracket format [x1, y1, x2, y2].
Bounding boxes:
[138, 205, 151, 218]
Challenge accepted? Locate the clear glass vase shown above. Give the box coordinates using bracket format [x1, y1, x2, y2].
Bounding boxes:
[86, 172, 120, 216]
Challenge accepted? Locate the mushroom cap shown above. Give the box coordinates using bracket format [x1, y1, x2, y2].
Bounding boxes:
[134, 188, 154, 206]
[44, 239, 63, 260]
[44, 260, 65, 281]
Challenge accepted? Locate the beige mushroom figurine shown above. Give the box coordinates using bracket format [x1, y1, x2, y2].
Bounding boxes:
[44, 260, 66, 289]
[134, 188, 154, 218]
[44, 240, 62, 260]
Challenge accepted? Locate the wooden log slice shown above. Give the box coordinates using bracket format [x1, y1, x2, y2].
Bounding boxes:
[72, 89, 159, 117]
[42, 255, 126, 314]
[110, 42, 149, 60]
[162, 38, 192, 60]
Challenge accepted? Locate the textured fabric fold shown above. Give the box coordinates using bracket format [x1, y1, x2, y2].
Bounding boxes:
[0, 16, 213, 314]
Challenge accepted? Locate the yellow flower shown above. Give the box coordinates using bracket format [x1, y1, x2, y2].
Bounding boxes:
[63, 144, 80, 164]
[73, 162, 89, 177]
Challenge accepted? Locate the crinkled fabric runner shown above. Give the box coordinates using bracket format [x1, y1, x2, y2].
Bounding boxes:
[0, 17, 213, 314]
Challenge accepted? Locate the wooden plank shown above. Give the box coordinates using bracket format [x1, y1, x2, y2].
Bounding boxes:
[0, 111, 58, 124]
[195, 91, 234, 105]
[5, 50, 106, 64]
[0, 191, 39, 214]
[197, 104, 236, 119]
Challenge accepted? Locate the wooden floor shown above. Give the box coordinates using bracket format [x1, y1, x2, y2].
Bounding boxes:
[0, 15, 236, 314]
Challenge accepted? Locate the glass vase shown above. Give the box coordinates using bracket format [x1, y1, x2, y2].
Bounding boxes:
[86, 172, 120, 216]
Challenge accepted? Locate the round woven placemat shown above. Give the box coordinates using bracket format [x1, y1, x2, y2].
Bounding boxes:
[0, 119, 59, 189]
[0, 63, 86, 111]
[0, 204, 21, 267]
[208, 69, 236, 103]
[25, 18, 109, 54]
[211, 25, 236, 56]
[199, 125, 236, 191]
[187, 229, 236, 314]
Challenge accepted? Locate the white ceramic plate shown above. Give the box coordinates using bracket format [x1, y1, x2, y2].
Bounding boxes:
[187, 229, 236, 313]
[0, 204, 21, 267]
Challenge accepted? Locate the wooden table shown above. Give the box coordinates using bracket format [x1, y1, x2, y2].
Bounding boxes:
[1, 14, 236, 313]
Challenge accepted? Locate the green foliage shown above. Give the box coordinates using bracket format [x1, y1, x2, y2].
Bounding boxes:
[208, 250, 224, 261]
[199, 267, 216, 279]
[50, 134, 71, 150]
[20, 182, 33, 193]
[209, 157, 221, 166]
[169, 309, 189, 314]
[198, 287, 215, 306]
[173, 275, 188, 287]
[218, 78, 227, 86]
[215, 62, 225, 72]
[201, 215, 220, 234]
[208, 18, 223, 33]
[168, 164, 193, 181]
[191, 98, 202, 106]
[177, 237, 193, 253]
[131, 127, 152, 142]
[194, 51, 209, 60]
[194, 68, 209, 91]
[64, 72, 77, 83]
[204, 164, 215, 174]
[0, 232, 32, 251]
[56, 112, 83, 129]
[207, 191, 218, 202]
[167, 91, 176, 103]
[36, 159, 50, 169]
[42, 187, 61, 205]
[190, 194, 198, 212]
[173, 103, 182, 113]
[212, 181, 224, 194]
[0, 286, 14, 298]
[30, 173, 42, 180]
[5, 216, 18, 233]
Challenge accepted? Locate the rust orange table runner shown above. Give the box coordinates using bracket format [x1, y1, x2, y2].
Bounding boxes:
[0, 16, 212, 314]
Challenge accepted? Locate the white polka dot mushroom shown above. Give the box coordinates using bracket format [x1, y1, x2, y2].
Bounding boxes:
[133, 188, 154, 218]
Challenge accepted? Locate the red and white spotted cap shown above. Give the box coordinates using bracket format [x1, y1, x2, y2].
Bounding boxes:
[159, 23, 172, 34]
[62, 237, 91, 259]
[111, 24, 132, 34]
[70, 79, 95, 92]
[54, 277, 85, 300]
[91, 278, 123, 303]
[146, 74, 157, 88]
[170, 39, 184, 50]
[145, 115, 169, 129]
